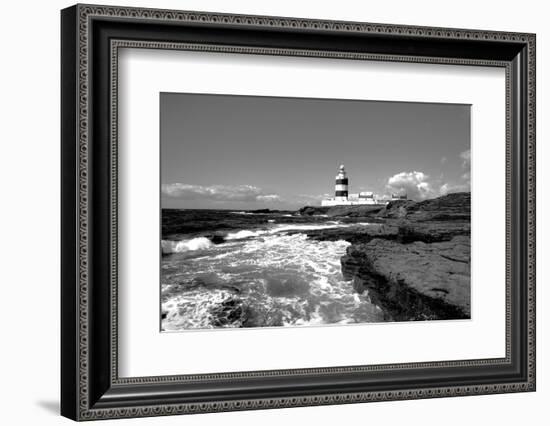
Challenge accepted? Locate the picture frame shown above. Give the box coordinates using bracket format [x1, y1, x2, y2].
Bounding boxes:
[60, 3, 536, 421]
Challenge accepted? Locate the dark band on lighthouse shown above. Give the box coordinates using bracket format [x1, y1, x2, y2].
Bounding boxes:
[334, 164, 348, 199]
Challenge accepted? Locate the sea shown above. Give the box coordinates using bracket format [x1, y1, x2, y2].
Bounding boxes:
[161, 209, 385, 331]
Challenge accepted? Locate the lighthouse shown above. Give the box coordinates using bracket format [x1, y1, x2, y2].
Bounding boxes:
[334, 164, 349, 201]
[321, 164, 398, 206]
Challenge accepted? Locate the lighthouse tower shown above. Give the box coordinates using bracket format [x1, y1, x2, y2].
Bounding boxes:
[334, 164, 349, 201]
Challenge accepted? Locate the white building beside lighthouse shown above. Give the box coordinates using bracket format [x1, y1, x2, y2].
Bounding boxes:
[321, 165, 406, 206]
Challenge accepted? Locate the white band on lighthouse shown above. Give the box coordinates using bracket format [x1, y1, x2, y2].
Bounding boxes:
[335, 184, 348, 191]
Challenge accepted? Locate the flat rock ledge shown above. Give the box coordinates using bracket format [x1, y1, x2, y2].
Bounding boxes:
[341, 236, 471, 321]
[298, 193, 471, 321]
[304, 221, 470, 245]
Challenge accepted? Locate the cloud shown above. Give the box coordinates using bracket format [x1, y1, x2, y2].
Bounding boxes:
[460, 149, 471, 168]
[256, 194, 282, 202]
[385, 150, 471, 201]
[271, 193, 330, 207]
[386, 171, 438, 201]
[296, 193, 329, 202]
[458, 149, 471, 186]
[438, 149, 472, 195]
[386, 169, 470, 201]
[162, 183, 281, 203]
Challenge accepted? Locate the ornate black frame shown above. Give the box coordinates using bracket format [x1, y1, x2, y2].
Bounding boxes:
[61, 4, 536, 421]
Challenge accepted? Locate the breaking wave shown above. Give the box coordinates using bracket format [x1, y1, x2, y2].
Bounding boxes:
[225, 229, 267, 240]
[161, 230, 384, 331]
[270, 223, 347, 233]
[161, 237, 213, 254]
[161, 221, 371, 255]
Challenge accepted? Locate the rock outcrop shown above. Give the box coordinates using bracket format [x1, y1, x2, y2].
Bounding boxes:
[303, 221, 470, 245]
[298, 205, 384, 217]
[305, 224, 399, 244]
[377, 192, 471, 222]
[299, 192, 470, 220]
[341, 236, 470, 320]
[300, 192, 471, 321]
[394, 221, 470, 244]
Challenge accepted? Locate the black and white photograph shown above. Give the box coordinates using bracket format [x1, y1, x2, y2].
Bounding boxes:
[160, 93, 472, 331]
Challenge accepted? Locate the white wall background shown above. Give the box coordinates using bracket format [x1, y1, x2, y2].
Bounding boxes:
[0, 0, 546, 424]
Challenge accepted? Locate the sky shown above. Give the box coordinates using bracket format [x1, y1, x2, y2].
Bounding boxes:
[161, 93, 470, 210]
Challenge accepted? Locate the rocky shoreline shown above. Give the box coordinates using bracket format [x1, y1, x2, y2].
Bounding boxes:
[298, 192, 471, 321]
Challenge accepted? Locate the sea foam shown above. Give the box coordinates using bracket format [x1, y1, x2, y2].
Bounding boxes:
[161, 237, 213, 254]
[225, 229, 267, 240]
